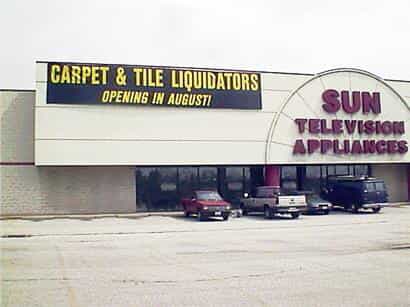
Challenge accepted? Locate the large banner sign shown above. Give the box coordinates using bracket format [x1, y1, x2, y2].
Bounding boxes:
[46, 62, 261, 109]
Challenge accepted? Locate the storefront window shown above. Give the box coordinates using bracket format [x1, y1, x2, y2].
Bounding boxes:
[135, 167, 156, 211]
[199, 167, 217, 189]
[335, 165, 349, 175]
[327, 165, 336, 176]
[178, 167, 198, 198]
[354, 165, 369, 176]
[281, 166, 297, 190]
[295, 164, 370, 195]
[303, 166, 321, 193]
[135, 167, 179, 211]
[225, 167, 245, 207]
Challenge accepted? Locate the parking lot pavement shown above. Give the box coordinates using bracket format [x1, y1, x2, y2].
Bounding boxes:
[1, 207, 410, 307]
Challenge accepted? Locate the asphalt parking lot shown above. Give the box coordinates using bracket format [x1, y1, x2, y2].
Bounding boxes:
[1, 206, 410, 307]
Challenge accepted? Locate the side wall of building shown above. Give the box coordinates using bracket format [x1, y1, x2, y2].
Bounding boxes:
[372, 164, 408, 202]
[1, 91, 136, 215]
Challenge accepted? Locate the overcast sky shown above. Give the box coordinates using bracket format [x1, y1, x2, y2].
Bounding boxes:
[1, 0, 410, 89]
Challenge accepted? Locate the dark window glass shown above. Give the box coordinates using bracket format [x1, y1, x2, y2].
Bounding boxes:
[135, 167, 156, 211]
[303, 166, 321, 193]
[244, 167, 251, 194]
[355, 165, 369, 176]
[281, 166, 297, 190]
[136, 167, 179, 211]
[225, 167, 244, 206]
[281, 166, 296, 179]
[327, 165, 336, 176]
[199, 167, 217, 189]
[321, 166, 327, 178]
[179, 167, 198, 198]
[335, 165, 349, 175]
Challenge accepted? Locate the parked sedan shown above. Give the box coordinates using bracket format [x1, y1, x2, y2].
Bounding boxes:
[305, 193, 332, 215]
[181, 190, 231, 221]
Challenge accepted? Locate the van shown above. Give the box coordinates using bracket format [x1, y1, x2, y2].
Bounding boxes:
[321, 175, 388, 213]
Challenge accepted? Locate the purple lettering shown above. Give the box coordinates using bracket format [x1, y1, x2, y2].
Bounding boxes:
[376, 140, 387, 154]
[381, 121, 393, 134]
[358, 120, 364, 134]
[320, 119, 333, 134]
[363, 140, 376, 154]
[364, 120, 375, 134]
[345, 120, 357, 134]
[387, 140, 398, 153]
[320, 139, 333, 153]
[362, 92, 381, 114]
[344, 120, 356, 134]
[307, 139, 320, 154]
[332, 120, 343, 134]
[393, 121, 405, 134]
[294, 119, 307, 133]
[308, 119, 320, 134]
[293, 139, 306, 154]
[398, 140, 408, 153]
[341, 90, 361, 114]
[351, 140, 363, 154]
[333, 140, 344, 154]
[343, 140, 350, 154]
[322, 89, 340, 113]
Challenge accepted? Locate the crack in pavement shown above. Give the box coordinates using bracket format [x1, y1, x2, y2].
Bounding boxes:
[112, 271, 295, 286]
[3, 278, 74, 282]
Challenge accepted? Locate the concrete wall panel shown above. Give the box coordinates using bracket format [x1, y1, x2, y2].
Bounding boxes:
[0, 91, 35, 163]
[372, 164, 408, 202]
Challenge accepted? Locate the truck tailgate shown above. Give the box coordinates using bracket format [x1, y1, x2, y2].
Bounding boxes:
[277, 195, 306, 207]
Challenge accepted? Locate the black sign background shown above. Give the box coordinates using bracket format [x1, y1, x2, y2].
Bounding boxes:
[46, 62, 262, 110]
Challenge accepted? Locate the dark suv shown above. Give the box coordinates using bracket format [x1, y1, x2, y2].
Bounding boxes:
[321, 175, 388, 213]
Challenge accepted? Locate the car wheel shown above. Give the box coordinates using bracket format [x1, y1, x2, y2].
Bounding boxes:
[352, 204, 359, 213]
[222, 214, 229, 221]
[323, 210, 330, 215]
[240, 204, 248, 216]
[264, 206, 273, 219]
[372, 207, 381, 213]
[291, 212, 300, 219]
[197, 211, 205, 221]
[183, 207, 190, 217]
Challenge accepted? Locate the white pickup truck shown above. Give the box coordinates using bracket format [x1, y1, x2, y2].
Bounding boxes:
[240, 186, 307, 219]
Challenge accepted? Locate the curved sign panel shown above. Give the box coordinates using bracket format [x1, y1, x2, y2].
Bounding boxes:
[266, 69, 410, 164]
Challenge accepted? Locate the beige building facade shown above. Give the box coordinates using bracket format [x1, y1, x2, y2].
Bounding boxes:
[1, 63, 409, 215]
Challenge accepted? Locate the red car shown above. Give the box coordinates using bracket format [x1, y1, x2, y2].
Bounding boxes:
[182, 190, 231, 221]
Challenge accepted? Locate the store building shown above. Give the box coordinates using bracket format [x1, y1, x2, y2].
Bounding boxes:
[1, 62, 409, 215]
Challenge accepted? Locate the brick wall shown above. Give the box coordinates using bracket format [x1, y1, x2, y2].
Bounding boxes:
[1, 91, 136, 215]
[1, 165, 136, 215]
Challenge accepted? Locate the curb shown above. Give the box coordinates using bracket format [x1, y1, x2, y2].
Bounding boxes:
[0, 204, 408, 221]
[0, 211, 182, 222]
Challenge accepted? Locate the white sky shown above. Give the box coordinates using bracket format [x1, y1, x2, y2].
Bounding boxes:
[1, 0, 410, 89]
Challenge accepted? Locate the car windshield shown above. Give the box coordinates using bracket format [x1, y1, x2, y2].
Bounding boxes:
[196, 191, 222, 201]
